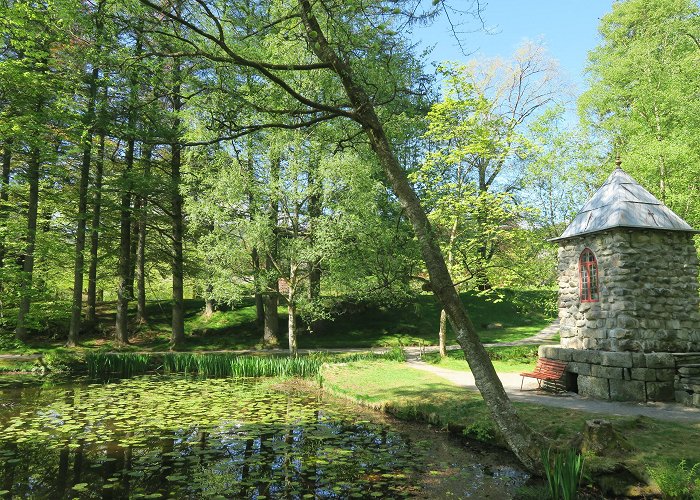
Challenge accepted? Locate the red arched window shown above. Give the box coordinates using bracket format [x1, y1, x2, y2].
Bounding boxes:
[579, 248, 599, 302]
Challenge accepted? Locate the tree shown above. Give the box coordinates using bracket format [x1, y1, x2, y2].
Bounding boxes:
[580, 0, 700, 228]
[415, 43, 566, 355]
[136, 0, 547, 470]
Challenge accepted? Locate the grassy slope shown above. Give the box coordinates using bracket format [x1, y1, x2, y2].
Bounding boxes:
[0, 289, 555, 352]
[321, 361, 700, 495]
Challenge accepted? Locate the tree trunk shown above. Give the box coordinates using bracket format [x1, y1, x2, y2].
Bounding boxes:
[252, 247, 264, 329]
[439, 215, 459, 357]
[135, 147, 151, 324]
[0, 140, 12, 277]
[115, 28, 144, 345]
[86, 131, 105, 324]
[262, 155, 281, 348]
[127, 197, 139, 300]
[438, 309, 448, 357]
[307, 161, 322, 301]
[68, 66, 99, 347]
[15, 147, 40, 341]
[115, 134, 135, 345]
[170, 62, 185, 350]
[298, 1, 546, 471]
[263, 283, 279, 347]
[287, 263, 297, 356]
[204, 291, 215, 318]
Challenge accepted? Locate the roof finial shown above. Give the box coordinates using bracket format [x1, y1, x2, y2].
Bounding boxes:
[615, 156, 622, 169]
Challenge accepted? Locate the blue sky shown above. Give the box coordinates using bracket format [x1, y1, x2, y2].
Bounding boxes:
[413, 1, 615, 97]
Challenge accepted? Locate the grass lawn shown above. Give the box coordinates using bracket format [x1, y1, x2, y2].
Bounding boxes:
[321, 361, 700, 496]
[0, 289, 555, 352]
[422, 345, 541, 374]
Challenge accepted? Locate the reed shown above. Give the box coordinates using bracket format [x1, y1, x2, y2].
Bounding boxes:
[542, 447, 585, 500]
[85, 348, 406, 379]
[86, 352, 151, 378]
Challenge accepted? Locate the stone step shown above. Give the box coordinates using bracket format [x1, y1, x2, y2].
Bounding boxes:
[672, 354, 700, 366]
[677, 365, 700, 376]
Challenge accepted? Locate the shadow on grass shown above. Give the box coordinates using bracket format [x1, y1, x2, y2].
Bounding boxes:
[3, 289, 555, 352]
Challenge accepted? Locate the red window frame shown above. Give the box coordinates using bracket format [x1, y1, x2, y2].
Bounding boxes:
[579, 248, 599, 303]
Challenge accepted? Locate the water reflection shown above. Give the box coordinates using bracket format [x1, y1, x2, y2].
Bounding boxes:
[0, 376, 527, 498]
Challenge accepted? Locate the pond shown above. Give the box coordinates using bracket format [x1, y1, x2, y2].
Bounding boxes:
[0, 375, 528, 498]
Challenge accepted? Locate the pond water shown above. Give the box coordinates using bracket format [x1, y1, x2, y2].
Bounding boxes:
[0, 375, 528, 498]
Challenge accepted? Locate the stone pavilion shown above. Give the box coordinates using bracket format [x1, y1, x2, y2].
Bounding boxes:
[539, 162, 700, 407]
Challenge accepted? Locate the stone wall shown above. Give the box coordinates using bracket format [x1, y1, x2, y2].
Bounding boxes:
[539, 346, 676, 403]
[557, 230, 700, 353]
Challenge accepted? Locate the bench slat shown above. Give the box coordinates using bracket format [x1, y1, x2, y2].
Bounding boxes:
[520, 357, 567, 391]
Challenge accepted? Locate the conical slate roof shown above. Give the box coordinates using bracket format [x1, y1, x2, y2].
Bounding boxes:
[551, 166, 698, 241]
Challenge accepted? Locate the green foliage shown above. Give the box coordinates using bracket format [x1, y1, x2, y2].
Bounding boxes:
[0, 332, 25, 351]
[42, 350, 83, 374]
[541, 448, 585, 500]
[647, 460, 700, 499]
[580, 0, 700, 231]
[463, 421, 495, 441]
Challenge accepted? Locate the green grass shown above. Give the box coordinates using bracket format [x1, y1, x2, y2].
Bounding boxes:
[0, 289, 556, 353]
[321, 361, 700, 496]
[423, 345, 540, 373]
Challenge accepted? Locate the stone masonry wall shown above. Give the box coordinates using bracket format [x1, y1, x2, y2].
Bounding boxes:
[540, 346, 676, 403]
[540, 346, 700, 407]
[557, 230, 700, 353]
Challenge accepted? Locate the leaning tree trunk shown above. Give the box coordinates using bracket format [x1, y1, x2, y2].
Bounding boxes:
[15, 147, 41, 341]
[68, 66, 100, 347]
[298, 0, 546, 471]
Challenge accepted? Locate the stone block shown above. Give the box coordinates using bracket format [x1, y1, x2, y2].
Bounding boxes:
[678, 366, 700, 377]
[617, 315, 639, 329]
[608, 328, 632, 340]
[571, 350, 601, 364]
[631, 353, 647, 367]
[601, 351, 633, 368]
[566, 362, 591, 376]
[674, 390, 692, 405]
[645, 352, 675, 368]
[591, 364, 624, 379]
[693, 394, 700, 408]
[656, 369, 676, 382]
[646, 382, 675, 402]
[578, 375, 610, 400]
[610, 379, 646, 402]
[538, 345, 566, 360]
[630, 368, 656, 381]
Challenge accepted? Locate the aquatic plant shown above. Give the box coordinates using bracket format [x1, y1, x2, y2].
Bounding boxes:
[0, 377, 439, 498]
[542, 447, 585, 500]
[85, 352, 150, 377]
[85, 349, 405, 379]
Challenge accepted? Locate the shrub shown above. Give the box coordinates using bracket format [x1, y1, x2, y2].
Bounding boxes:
[647, 460, 699, 499]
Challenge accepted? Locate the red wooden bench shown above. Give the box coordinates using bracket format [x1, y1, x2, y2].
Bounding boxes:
[520, 358, 567, 391]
